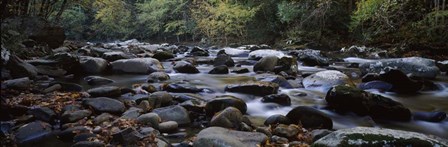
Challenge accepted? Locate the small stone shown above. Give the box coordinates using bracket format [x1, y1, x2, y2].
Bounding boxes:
[159, 121, 179, 133]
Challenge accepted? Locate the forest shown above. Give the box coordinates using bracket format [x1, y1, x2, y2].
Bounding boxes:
[1, 0, 448, 147]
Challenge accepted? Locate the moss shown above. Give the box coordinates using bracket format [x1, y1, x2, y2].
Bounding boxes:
[337, 133, 436, 147]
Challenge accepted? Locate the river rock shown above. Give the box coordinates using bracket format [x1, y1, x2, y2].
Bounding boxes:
[47, 53, 81, 74]
[223, 47, 250, 57]
[225, 81, 279, 96]
[249, 49, 285, 60]
[214, 54, 235, 67]
[79, 56, 108, 74]
[194, 127, 268, 147]
[290, 49, 329, 66]
[286, 106, 333, 129]
[137, 113, 161, 129]
[272, 124, 301, 139]
[1, 77, 32, 90]
[102, 51, 130, 62]
[302, 70, 350, 92]
[326, 85, 412, 121]
[313, 127, 448, 146]
[253, 56, 278, 72]
[413, 111, 447, 122]
[93, 113, 114, 125]
[84, 76, 114, 86]
[173, 61, 200, 73]
[153, 105, 190, 125]
[148, 91, 174, 106]
[152, 50, 175, 60]
[190, 46, 209, 56]
[147, 72, 170, 83]
[311, 129, 333, 142]
[111, 58, 163, 74]
[14, 121, 52, 145]
[159, 121, 178, 133]
[87, 86, 122, 98]
[162, 83, 203, 93]
[205, 96, 247, 117]
[437, 60, 448, 72]
[121, 107, 143, 120]
[358, 80, 393, 91]
[35, 65, 67, 77]
[61, 109, 92, 123]
[379, 69, 423, 94]
[28, 107, 56, 123]
[83, 97, 126, 114]
[256, 74, 294, 88]
[210, 107, 243, 129]
[6, 55, 38, 78]
[232, 67, 250, 74]
[261, 94, 291, 106]
[359, 57, 440, 78]
[72, 141, 105, 147]
[58, 126, 90, 140]
[112, 127, 143, 145]
[264, 114, 291, 126]
[209, 65, 229, 74]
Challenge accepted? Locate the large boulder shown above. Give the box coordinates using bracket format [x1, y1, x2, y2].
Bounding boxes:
[210, 107, 243, 129]
[194, 127, 268, 147]
[1, 77, 32, 90]
[313, 127, 448, 146]
[253, 56, 278, 72]
[147, 72, 170, 83]
[225, 81, 279, 96]
[249, 49, 285, 60]
[326, 85, 412, 121]
[286, 106, 333, 129]
[153, 105, 190, 125]
[205, 96, 247, 117]
[290, 49, 329, 66]
[14, 121, 52, 145]
[189, 46, 209, 56]
[46, 53, 81, 74]
[359, 57, 440, 78]
[152, 50, 175, 61]
[84, 76, 114, 86]
[302, 70, 351, 92]
[83, 97, 126, 114]
[378, 69, 423, 94]
[173, 61, 200, 73]
[111, 58, 163, 74]
[87, 86, 122, 98]
[6, 55, 38, 78]
[209, 65, 229, 74]
[79, 56, 108, 74]
[261, 94, 291, 106]
[102, 51, 130, 62]
[214, 54, 235, 67]
[223, 47, 250, 57]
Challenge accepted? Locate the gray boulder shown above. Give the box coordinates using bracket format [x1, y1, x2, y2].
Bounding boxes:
[153, 105, 191, 125]
[225, 81, 279, 96]
[87, 86, 122, 98]
[290, 49, 329, 66]
[14, 121, 52, 145]
[83, 97, 126, 114]
[302, 70, 350, 92]
[1, 77, 32, 90]
[111, 58, 163, 74]
[359, 57, 440, 78]
[173, 61, 200, 73]
[79, 56, 108, 74]
[147, 72, 170, 83]
[210, 107, 243, 129]
[253, 56, 278, 72]
[84, 76, 114, 86]
[249, 49, 285, 60]
[194, 127, 268, 147]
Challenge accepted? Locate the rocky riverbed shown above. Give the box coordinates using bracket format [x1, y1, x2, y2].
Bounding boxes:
[1, 40, 448, 146]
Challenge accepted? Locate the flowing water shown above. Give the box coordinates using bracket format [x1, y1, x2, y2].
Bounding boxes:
[75, 51, 448, 139]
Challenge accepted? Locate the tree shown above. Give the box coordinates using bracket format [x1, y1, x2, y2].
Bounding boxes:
[93, 0, 133, 40]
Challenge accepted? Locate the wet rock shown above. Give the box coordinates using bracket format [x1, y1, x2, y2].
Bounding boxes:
[302, 70, 350, 92]
[210, 107, 243, 129]
[79, 56, 108, 74]
[93, 113, 114, 125]
[194, 127, 268, 147]
[359, 57, 440, 78]
[358, 80, 393, 91]
[153, 105, 191, 125]
[1, 45, 10, 66]
[159, 121, 179, 133]
[27, 107, 56, 123]
[223, 47, 250, 57]
[313, 127, 448, 146]
[225, 81, 279, 96]
[249, 49, 285, 60]
[72, 141, 105, 147]
[437, 60, 448, 72]
[73, 132, 97, 142]
[286, 106, 333, 129]
[231, 67, 250, 74]
[6, 55, 38, 78]
[84, 76, 114, 86]
[53, 82, 83, 92]
[14, 121, 52, 145]
[1, 77, 32, 90]
[413, 111, 447, 122]
[275, 56, 299, 76]
[102, 51, 130, 62]
[173, 61, 200, 73]
[271, 135, 289, 144]
[112, 127, 143, 145]
[136, 113, 160, 129]
[152, 50, 175, 60]
[311, 129, 333, 142]
[214, 54, 235, 67]
[272, 124, 300, 139]
[147, 72, 170, 83]
[141, 91, 174, 108]
[35, 65, 67, 77]
[47, 53, 81, 74]
[61, 109, 92, 123]
[290, 49, 329, 66]
[261, 94, 291, 106]
[43, 84, 62, 93]
[83, 97, 126, 114]
[121, 107, 143, 120]
[205, 96, 247, 117]
[257, 74, 294, 89]
[256, 127, 272, 137]
[264, 114, 291, 126]
[87, 86, 122, 98]
[111, 58, 163, 74]
[253, 56, 278, 72]
[139, 127, 160, 137]
[379, 69, 423, 94]
[326, 85, 412, 121]
[189, 46, 209, 56]
[58, 126, 90, 140]
[162, 83, 203, 93]
[209, 65, 229, 74]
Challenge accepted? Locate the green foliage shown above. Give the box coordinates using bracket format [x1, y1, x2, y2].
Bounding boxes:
[60, 6, 87, 40]
[93, 0, 133, 39]
[277, 1, 300, 23]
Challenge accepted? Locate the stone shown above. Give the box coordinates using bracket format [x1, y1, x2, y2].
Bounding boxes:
[79, 56, 108, 74]
[27, 107, 56, 123]
[214, 54, 235, 67]
[264, 114, 291, 126]
[121, 107, 143, 120]
[302, 70, 351, 92]
[111, 58, 163, 74]
[159, 121, 179, 133]
[311, 129, 333, 142]
[43, 84, 62, 93]
[73, 132, 97, 142]
[231, 68, 250, 74]
[223, 47, 250, 57]
[194, 127, 268, 147]
[87, 86, 122, 98]
[84, 76, 114, 86]
[153, 105, 190, 125]
[286, 106, 333, 129]
[72, 141, 105, 147]
[359, 57, 440, 79]
[225, 81, 279, 96]
[256, 74, 294, 89]
[379, 69, 423, 94]
[1, 45, 10, 66]
[102, 51, 130, 62]
[46, 53, 81, 74]
[249, 49, 285, 60]
[162, 83, 203, 93]
[173, 61, 200, 73]
[261, 94, 291, 106]
[205, 96, 247, 117]
[210, 107, 243, 129]
[1, 77, 32, 90]
[189, 46, 209, 56]
[6, 55, 38, 78]
[290, 49, 329, 66]
[358, 80, 393, 91]
[413, 111, 447, 122]
[137, 113, 161, 129]
[313, 127, 448, 146]
[272, 124, 300, 139]
[93, 113, 114, 125]
[14, 121, 52, 145]
[326, 85, 412, 121]
[253, 56, 278, 72]
[112, 127, 143, 145]
[83, 97, 126, 114]
[209, 65, 229, 74]
[152, 50, 175, 60]
[147, 72, 170, 83]
[58, 126, 90, 140]
[61, 110, 91, 123]
[271, 135, 289, 144]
